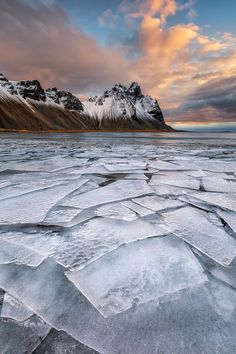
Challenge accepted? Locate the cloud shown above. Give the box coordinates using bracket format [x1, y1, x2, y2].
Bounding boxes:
[99, 9, 119, 29]
[0, 0, 130, 93]
[0, 0, 236, 127]
[165, 75, 236, 123]
[118, 0, 236, 125]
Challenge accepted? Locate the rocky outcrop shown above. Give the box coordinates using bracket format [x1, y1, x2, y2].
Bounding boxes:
[0, 74, 46, 101]
[45, 88, 83, 111]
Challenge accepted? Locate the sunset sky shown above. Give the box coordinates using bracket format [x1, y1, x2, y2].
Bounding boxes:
[1, 0, 236, 130]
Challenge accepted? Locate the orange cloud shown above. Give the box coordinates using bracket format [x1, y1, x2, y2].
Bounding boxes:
[1, 0, 236, 127]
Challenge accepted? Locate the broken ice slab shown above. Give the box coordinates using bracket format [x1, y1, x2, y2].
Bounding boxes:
[7, 156, 88, 172]
[0, 258, 106, 353]
[124, 173, 148, 180]
[0, 314, 51, 354]
[178, 195, 213, 212]
[103, 161, 147, 171]
[132, 195, 185, 213]
[206, 278, 236, 322]
[95, 202, 137, 221]
[173, 159, 236, 173]
[121, 200, 155, 217]
[186, 170, 207, 178]
[44, 206, 82, 224]
[148, 160, 191, 171]
[216, 210, 236, 233]
[0, 226, 66, 259]
[55, 217, 167, 270]
[204, 171, 235, 180]
[67, 235, 207, 317]
[0, 239, 47, 267]
[149, 174, 200, 190]
[0, 170, 84, 201]
[62, 180, 152, 209]
[188, 192, 236, 212]
[1, 293, 34, 321]
[0, 179, 87, 224]
[163, 206, 236, 266]
[150, 184, 192, 196]
[33, 328, 99, 354]
[160, 179, 200, 190]
[202, 177, 236, 193]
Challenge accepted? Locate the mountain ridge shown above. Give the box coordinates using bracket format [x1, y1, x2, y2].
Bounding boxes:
[0, 74, 173, 131]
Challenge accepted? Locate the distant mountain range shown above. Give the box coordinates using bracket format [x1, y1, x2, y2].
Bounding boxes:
[0, 74, 173, 131]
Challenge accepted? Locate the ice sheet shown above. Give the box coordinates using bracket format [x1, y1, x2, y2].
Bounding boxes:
[132, 195, 185, 213]
[1, 293, 34, 321]
[216, 210, 236, 233]
[67, 235, 207, 317]
[0, 179, 87, 224]
[0, 239, 47, 267]
[55, 217, 166, 270]
[62, 180, 152, 209]
[189, 192, 236, 212]
[95, 202, 137, 221]
[121, 200, 155, 217]
[163, 206, 236, 266]
[202, 177, 236, 193]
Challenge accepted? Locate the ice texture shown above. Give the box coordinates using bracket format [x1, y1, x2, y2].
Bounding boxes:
[164, 207, 236, 266]
[202, 177, 236, 193]
[0, 179, 87, 224]
[95, 202, 137, 221]
[62, 180, 152, 209]
[132, 195, 185, 213]
[216, 210, 236, 233]
[67, 235, 207, 317]
[189, 192, 236, 211]
[0, 132, 236, 353]
[1, 293, 34, 321]
[55, 217, 166, 270]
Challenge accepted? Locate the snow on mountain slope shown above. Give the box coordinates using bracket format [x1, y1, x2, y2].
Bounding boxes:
[83, 82, 171, 130]
[0, 74, 173, 131]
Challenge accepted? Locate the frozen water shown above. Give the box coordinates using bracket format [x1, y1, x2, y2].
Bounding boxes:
[148, 160, 190, 171]
[7, 156, 87, 172]
[163, 207, 236, 266]
[121, 200, 155, 216]
[216, 210, 236, 233]
[55, 217, 166, 270]
[33, 328, 99, 354]
[0, 239, 47, 267]
[0, 132, 236, 353]
[95, 202, 137, 221]
[0, 179, 87, 224]
[1, 293, 34, 321]
[132, 195, 185, 213]
[67, 235, 207, 317]
[202, 177, 236, 193]
[0, 314, 51, 354]
[62, 180, 152, 209]
[0, 226, 66, 259]
[189, 192, 236, 211]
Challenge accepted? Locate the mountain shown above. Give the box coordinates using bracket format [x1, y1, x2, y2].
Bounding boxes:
[0, 74, 173, 131]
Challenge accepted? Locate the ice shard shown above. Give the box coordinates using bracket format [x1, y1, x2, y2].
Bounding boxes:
[163, 206, 236, 266]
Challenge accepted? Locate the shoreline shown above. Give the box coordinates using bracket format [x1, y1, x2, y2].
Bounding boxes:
[0, 128, 177, 133]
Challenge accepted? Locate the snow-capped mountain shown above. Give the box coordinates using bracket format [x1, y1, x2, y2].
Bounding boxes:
[0, 74, 173, 131]
[83, 82, 168, 129]
[0, 74, 83, 111]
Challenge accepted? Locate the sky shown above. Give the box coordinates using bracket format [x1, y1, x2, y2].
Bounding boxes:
[0, 0, 236, 130]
